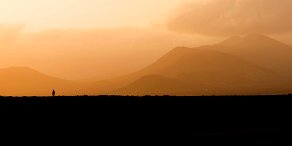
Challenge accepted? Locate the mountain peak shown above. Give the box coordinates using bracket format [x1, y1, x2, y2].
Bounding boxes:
[244, 33, 266, 37]
[219, 36, 242, 45]
[218, 33, 286, 47]
[243, 33, 273, 41]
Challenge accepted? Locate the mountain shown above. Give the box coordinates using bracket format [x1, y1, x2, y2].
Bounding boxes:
[0, 67, 98, 96]
[99, 34, 292, 96]
[3, 34, 291, 96]
[113, 75, 191, 96]
[214, 34, 292, 78]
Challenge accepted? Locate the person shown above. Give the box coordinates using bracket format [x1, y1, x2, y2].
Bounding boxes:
[52, 89, 56, 97]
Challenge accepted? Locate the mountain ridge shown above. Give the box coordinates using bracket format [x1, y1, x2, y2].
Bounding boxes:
[0, 67, 98, 96]
[103, 34, 292, 95]
[213, 34, 292, 78]
[2, 34, 292, 96]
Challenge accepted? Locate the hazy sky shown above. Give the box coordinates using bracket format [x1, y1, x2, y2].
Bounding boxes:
[1, 0, 292, 80]
[168, 0, 292, 36]
[0, 0, 194, 31]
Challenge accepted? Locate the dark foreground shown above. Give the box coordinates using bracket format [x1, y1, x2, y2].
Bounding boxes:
[0, 95, 290, 141]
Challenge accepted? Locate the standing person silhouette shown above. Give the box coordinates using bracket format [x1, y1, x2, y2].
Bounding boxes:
[52, 89, 56, 97]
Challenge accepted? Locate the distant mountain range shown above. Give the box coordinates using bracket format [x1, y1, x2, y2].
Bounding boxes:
[215, 34, 292, 78]
[1, 34, 292, 96]
[98, 34, 292, 95]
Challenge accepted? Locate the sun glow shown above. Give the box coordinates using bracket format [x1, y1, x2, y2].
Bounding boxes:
[0, 0, 190, 31]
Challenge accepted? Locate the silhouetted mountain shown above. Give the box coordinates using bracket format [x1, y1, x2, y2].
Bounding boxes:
[101, 34, 292, 95]
[215, 34, 292, 78]
[0, 67, 98, 96]
[114, 75, 191, 96]
[3, 34, 291, 96]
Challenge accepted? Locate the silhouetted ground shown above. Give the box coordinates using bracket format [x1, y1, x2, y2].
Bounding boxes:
[1, 94, 291, 104]
[0, 95, 289, 140]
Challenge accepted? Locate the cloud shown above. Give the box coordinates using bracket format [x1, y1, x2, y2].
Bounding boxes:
[168, 0, 292, 36]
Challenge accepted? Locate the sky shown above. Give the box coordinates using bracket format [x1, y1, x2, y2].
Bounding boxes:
[1, 0, 292, 81]
[0, 0, 193, 31]
[168, 0, 292, 36]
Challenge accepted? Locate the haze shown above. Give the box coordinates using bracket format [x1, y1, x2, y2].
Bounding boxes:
[1, 0, 292, 96]
[0, 0, 189, 31]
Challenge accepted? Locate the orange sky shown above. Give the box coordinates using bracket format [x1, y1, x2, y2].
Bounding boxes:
[2, 0, 292, 96]
[1, 0, 292, 81]
[168, 0, 292, 36]
[0, 0, 194, 31]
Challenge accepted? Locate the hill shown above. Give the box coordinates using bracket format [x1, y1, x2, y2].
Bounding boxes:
[214, 34, 292, 78]
[0, 67, 98, 96]
[2, 34, 292, 96]
[100, 34, 292, 95]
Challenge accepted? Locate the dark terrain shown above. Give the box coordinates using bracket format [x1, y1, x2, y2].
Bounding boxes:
[0, 95, 289, 139]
